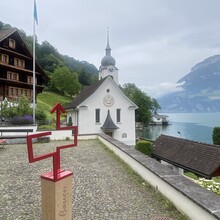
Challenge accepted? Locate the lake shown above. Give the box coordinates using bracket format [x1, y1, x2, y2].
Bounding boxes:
[136, 112, 220, 144]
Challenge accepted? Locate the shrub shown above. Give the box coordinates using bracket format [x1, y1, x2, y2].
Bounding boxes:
[67, 116, 72, 126]
[11, 115, 33, 125]
[36, 108, 47, 122]
[212, 127, 220, 145]
[135, 140, 152, 156]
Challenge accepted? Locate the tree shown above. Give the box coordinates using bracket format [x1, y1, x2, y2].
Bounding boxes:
[50, 66, 81, 96]
[122, 83, 153, 125]
[212, 127, 220, 145]
[16, 96, 32, 116]
[151, 98, 161, 114]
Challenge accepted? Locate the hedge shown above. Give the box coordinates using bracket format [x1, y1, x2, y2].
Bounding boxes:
[135, 140, 152, 156]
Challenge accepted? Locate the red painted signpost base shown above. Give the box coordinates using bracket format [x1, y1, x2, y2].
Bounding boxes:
[41, 170, 73, 220]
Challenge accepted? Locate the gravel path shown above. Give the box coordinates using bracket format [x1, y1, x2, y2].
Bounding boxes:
[0, 139, 185, 220]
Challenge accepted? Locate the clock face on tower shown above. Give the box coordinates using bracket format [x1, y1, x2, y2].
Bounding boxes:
[103, 94, 114, 107]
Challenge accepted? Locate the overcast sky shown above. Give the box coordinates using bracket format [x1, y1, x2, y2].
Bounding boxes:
[1, 0, 220, 97]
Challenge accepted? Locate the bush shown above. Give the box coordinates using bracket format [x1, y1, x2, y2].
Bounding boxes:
[67, 116, 72, 126]
[135, 140, 152, 156]
[212, 127, 220, 145]
[11, 115, 33, 125]
[36, 108, 47, 122]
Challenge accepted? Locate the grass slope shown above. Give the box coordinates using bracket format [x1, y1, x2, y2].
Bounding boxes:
[37, 91, 72, 119]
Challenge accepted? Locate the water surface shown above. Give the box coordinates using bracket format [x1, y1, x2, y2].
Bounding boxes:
[137, 113, 220, 144]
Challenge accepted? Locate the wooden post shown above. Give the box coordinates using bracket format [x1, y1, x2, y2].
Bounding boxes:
[41, 170, 73, 220]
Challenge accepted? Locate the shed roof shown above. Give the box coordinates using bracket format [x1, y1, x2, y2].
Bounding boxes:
[152, 135, 220, 178]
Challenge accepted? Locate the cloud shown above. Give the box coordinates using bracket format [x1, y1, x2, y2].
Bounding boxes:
[2, 0, 220, 94]
[141, 82, 185, 98]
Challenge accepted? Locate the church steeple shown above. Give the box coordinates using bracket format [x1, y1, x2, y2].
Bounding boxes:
[101, 28, 116, 67]
[105, 28, 111, 56]
[99, 29, 119, 84]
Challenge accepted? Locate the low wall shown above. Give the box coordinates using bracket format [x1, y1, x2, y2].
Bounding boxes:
[36, 129, 74, 140]
[93, 134, 220, 220]
[0, 126, 74, 144]
[0, 125, 37, 144]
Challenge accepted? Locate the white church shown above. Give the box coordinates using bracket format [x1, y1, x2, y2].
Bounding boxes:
[65, 33, 138, 145]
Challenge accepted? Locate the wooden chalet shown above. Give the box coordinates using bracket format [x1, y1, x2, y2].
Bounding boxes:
[0, 28, 48, 102]
[152, 135, 220, 178]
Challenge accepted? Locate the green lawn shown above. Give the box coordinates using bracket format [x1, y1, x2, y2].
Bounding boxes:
[36, 91, 72, 122]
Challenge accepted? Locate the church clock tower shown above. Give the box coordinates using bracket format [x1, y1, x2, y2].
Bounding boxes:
[99, 30, 119, 84]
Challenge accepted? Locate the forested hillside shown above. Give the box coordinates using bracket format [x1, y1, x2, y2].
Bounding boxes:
[0, 21, 98, 97]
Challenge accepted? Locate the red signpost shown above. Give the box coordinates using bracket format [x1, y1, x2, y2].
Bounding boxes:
[26, 103, 78, 220]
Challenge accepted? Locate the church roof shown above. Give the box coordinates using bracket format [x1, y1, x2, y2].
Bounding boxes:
[65, 75, 138, 110]
[152, 135, 220, 178]
[65, 77, 108, 109]
[101, 110, 118, 131]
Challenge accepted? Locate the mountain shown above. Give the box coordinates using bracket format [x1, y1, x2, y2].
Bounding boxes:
[158, 55, 220, 112]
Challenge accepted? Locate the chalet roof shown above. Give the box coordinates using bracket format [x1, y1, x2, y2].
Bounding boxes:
[0, 28, 17, 42]
[101, 110, 118, 131]
[65, 77, 108, 110]
[152, 135, 220, 178]
[0, 28, 48, 81]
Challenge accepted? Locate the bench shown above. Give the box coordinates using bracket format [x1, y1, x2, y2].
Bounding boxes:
[0, 129, 34, 146]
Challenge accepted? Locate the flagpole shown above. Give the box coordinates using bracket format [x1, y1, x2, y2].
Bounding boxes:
[33, 17, 36, 124]
[33, 0, 37, 124]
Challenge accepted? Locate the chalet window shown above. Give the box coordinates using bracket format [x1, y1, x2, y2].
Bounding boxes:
[8, 86, 32, 99]
[20, 59, 25, 68]
[28, 90, 32, 98]
[14, 58, 25, 68]
[27, 76, 37, 84]
[95, 109, 100, 123]
[7, 72, 19, 81]
[19, 89, 23, 96]
[9, 39, 16, 49]
[1, 54, 9, 63]
[9, 87, 14, 96]
[14, 58, 20, 66]
[15, 88, 18, 96]
[116, 109, 121, 123]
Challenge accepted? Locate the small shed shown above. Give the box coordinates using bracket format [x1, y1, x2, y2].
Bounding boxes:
[151, 114, 169, 125]
[152, 135, 220, 178]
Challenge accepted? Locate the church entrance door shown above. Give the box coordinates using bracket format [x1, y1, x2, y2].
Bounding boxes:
[105, 132, 113, 137]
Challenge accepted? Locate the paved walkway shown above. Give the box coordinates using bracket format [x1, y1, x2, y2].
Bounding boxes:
[0, 140, 185, 220]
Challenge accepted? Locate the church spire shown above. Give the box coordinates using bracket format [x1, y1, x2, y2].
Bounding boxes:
[105, 27, 111, 56]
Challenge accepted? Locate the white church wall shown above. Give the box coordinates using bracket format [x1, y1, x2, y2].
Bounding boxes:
[74, 78, 137, 145]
